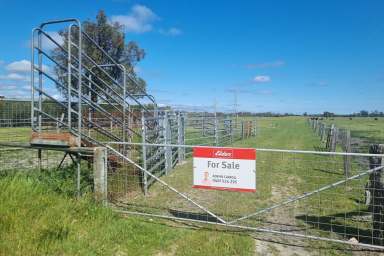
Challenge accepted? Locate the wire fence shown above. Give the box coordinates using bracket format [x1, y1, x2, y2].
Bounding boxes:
[105, 142, 384, 251]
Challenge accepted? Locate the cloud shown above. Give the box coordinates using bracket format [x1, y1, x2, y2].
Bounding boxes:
[158, 103, 168, 108]
[159, 27, 182, 36]
[253, 75, 271, 83]
[0, 84, 17, 90]
[0, 83, 30, 98]
[170, 104, 213, 112]
[6, 60, 31, 73]
[246, 60, 285, 69]
[40, 31, 63, 51]
[0, 73, 29, 81]
[26, 31, 64, 51]
[6, 59, 50, 73]
[111, 4, 159, 33]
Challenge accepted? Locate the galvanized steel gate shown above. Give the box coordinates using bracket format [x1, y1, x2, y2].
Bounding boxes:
[107, 144, 384, 251]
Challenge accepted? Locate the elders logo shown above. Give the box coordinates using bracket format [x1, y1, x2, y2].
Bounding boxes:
[214, 150, 233, 158]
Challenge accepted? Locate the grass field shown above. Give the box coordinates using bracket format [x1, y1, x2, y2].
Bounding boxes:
[321, 117, 384, 151]
[0, 168, 254, 256]
[112, 117, 378, 255]
[1, 116, 382, 255]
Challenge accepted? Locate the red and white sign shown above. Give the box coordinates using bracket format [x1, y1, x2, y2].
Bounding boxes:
[193, 147, 256, 192]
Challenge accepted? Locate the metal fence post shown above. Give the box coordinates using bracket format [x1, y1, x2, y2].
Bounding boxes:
[241, 121, 244, 139]
[141, 110, 148, 195]
[93, 147, 108, 205]
[177, 112, 185, 163]
[164, 112, 172, 174]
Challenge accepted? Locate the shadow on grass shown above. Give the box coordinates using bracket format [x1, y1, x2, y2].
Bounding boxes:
[296, 211, 383, 246]
[169, 209, 225, 223]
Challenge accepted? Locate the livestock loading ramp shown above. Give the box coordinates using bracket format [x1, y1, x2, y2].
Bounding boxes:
[31, 19, 158, 148]
[30, 19, 160, 192]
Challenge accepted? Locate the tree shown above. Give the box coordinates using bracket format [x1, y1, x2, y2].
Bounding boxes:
[52, 10, 146, 101]
[360, 110, 369, 117]
[323, 111, 334, 118]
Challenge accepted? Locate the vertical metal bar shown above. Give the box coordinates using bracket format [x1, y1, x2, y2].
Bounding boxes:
[164, 111, 171, 174]
[141, 110, 148, 195]
[31, 30, 35, 131]
[68, 25, 73, 132]
[177, 112, 184, 163]
[88, 74, 92, 138]
[122, 68, 127, 154]
[181, 113, 185, 160]
[37, 29, 42, 132]
[77, 25, 82, 147]
[127, 104, 132, 159]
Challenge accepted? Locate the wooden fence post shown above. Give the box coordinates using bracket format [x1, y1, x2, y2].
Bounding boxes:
[252, 119, 257, 136]
[343, 130, 351, 177]
[367, 144, 384, 245]
[331, 125, 338, 152]
[93, 147, 108, 205]
[326, 124, 334, 151]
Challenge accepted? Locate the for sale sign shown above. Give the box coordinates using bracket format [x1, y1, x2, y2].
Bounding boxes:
[193, 147, 256, 192]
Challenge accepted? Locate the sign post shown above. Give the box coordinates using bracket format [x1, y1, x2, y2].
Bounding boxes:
[193, 147, 256, 192]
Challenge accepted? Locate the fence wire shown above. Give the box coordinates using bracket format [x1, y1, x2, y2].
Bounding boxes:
[106, 143, 384, 251]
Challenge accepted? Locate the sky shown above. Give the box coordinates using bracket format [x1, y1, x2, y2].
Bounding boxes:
[0, 0, 383, 114]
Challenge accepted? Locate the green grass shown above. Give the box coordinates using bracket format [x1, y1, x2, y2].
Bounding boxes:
[321, 117, 384, 147]
[0, 169, 253, 255]
[115, 117, 372, 253]
[0, 116, 379, 255]
[0, 127, 30, 143]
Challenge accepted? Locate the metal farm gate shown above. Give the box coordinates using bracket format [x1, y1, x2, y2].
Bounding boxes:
[106, 143, 384, 251]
